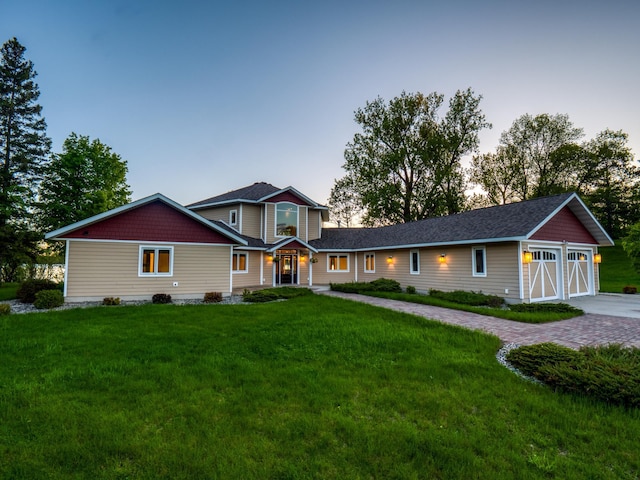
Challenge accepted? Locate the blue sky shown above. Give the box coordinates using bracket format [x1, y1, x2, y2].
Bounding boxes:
[3, 0, 639, 206]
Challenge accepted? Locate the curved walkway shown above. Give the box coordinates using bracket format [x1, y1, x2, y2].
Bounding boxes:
[320, 291, 640, 349]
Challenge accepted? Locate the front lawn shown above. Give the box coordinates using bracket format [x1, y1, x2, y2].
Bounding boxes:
[1, 296, 639, 479]
[0, 282, 19, 301]
[599, 241, 640, 293]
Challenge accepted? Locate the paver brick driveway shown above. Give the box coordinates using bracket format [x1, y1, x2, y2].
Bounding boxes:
[320, 291, 640, 349]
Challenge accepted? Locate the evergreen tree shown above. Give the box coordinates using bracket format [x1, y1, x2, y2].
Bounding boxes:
[0, 37, 51, 281]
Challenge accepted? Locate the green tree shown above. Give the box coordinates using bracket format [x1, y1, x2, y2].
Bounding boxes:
[580, 129, 639, 238]
[327, 176, 362, 227]
[622, 222, 640, 273]
[0, 37, 51, 281]
[37, 133, 131, 236]
[470, 113, 583, 203]
[337, 89, 489, 226]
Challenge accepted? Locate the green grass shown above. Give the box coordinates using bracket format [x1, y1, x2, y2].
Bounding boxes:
[365, 291, 583, 323]
[599, 241, 640, 293]
[1, 296, 639, 479]
[0, 282, 19, 301]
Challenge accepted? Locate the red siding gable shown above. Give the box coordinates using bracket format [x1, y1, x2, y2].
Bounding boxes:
[268, 191, 311, 206]
[530, 207, 597, 244]
[60, 201, 235, 244]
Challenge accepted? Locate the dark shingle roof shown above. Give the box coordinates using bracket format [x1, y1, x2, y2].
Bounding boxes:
[187, 182, 281, 208]
[310, 193, 588, 250]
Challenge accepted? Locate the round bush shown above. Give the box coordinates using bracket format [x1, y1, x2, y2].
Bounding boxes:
[33, 289, 64, 309]
[17, 279, 60, 304]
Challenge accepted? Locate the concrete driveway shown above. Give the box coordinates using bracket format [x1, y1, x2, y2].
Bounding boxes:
[562, 293, 640, 319]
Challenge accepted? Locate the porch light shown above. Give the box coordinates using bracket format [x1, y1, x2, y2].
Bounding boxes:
[594, 253, 602, 264]
[439, 253, 447, 264]
[267, 254, 273, 261]
[522, 250, 533, 264]
[386, 255, 394, 264]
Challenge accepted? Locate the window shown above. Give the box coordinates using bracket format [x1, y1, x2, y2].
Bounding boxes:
[139, 246, 173, 276]
[364, 253, 375, 273]
[328, 254, 349, 272]
[410, 250, 420, 274]
[229, 209, 238, 226]
[472, 247, 486, 277]
[276, 202, 298, 237]
[232, 252, 247, 272]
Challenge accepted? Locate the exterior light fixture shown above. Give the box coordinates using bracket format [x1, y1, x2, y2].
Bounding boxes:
[386, 255, 394, 264]
[439, 253, 447, 264]
[522, 250, 533, 264]
[594, 253, 602, 264]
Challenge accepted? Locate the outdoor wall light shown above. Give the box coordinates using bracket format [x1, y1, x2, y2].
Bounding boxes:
[439, 253, 447, 264]
[522, 250, 533, 264]
[594, 253, 602, 264]
[386, 255, 394, 264]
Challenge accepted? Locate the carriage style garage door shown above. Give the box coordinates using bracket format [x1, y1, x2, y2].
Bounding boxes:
[529, 249, 561, 302]
[568, 250, 592, 297]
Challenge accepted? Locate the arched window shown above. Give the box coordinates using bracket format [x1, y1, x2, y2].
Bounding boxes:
[276, 202, 298, 237]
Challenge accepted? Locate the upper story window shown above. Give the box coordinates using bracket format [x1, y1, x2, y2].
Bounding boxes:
[276, 202, 298, 237]
[229, 209, 238, 226]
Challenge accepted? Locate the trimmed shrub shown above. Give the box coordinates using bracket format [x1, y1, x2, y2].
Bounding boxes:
[242, 287, 314, 303]
[507, 343, 640, 408]
[331, 279, 401, 294]
[623, 285, 637, 294]
[509, 303, 583, 315]
[0, 303, 10, 315]
[406, 285, 417, 294]
[33, 289, 64, 309]
[204, 292, 223, 303]
[152, 293, 172, 304]
[429, 289, 504, 307]
[16, 279, 60, 304]
[369, 278, 402, 292]
[103, 297, 121, 306]
[243, 290, 280, 303]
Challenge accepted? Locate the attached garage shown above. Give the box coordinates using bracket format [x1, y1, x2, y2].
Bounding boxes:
[528, 248, 562, 302]
[568, 250, 593, 297]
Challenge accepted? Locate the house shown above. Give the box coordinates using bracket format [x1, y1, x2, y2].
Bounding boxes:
[45, 182, 614, 303]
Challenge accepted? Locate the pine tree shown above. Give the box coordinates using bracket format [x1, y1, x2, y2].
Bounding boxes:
[0, 37, 51, 281]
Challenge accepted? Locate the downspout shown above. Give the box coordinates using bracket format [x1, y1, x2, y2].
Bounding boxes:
[63, 240, 69, 298]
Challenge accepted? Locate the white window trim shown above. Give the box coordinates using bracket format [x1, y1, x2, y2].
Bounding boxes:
[410, 249, 420, 275]
[232, 252, 248, 273]
[229, 209, 238, 226]
[472, 246, 487, 277]
[275, 202, 299, 238]
[327, 254, 350, 272]
[364, 252, 375, 273]
[139, 245, 174, 277]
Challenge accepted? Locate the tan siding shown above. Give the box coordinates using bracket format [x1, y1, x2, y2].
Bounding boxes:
[241, 204, 262, 239]
[307, 210, 321, 240]
[65, 241, 231, 301]
[231, 250, 263, 289]
[265, 204, 276, 244]
[196, 205, 238, 225]
[317, 244, 521, 301]
[309, 252, 357, 285]
[299, 207, 308, 241]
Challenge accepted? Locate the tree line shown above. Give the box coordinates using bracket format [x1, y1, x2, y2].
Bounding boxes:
[329, 91, 640, 241]
[1, 37, 130, 281]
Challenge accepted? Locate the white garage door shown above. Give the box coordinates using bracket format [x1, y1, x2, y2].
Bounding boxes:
[529, 249, 561, 302]
[568, 250, 592, 297]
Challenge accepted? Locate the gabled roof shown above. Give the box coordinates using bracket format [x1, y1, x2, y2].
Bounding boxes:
[187, 182, 330, 220]
[45, 193, 248, 245]
[266, 237, 318, 253]
[309, 193, 614, 251]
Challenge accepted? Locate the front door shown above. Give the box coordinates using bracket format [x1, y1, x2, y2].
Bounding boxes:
[276, 252, 297, 284]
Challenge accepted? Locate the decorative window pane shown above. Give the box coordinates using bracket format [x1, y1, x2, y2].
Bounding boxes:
[140, 246, 173, 276]
[276, 202, 298, 237]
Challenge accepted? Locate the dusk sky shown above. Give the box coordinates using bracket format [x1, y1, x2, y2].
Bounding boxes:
[3, 0, 639, 207]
